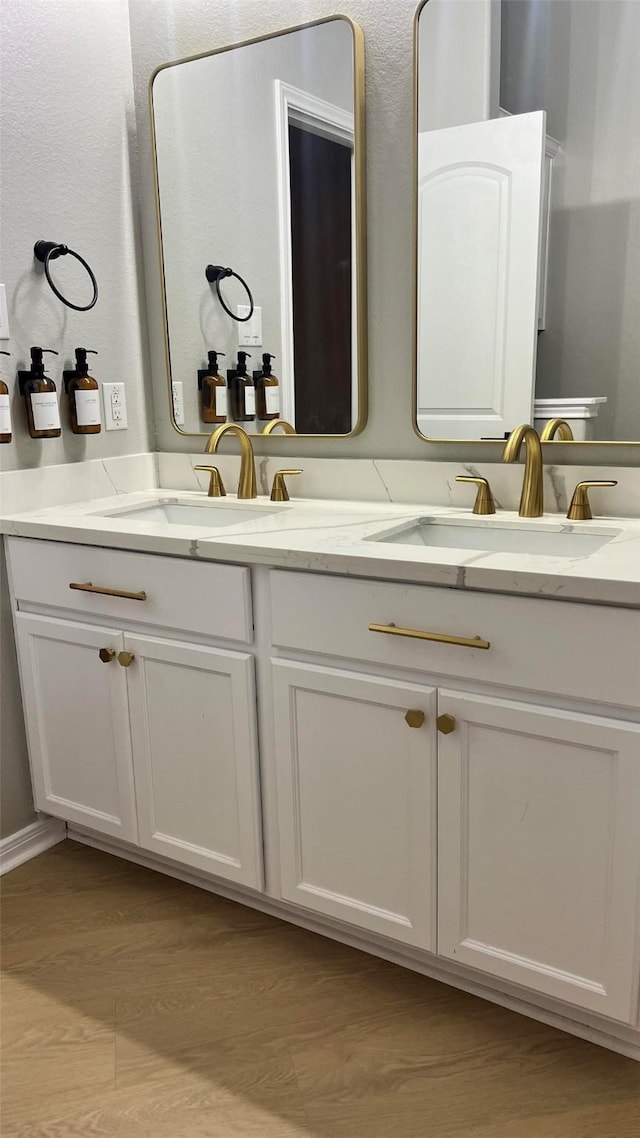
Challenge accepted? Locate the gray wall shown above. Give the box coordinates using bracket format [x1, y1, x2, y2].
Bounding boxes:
[0, 0, 152, 838]
[0, 0, 151, 473]
[501, 0, 640, 442]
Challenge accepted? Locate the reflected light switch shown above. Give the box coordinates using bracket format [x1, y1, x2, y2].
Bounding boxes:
[237, 305, 262, 347]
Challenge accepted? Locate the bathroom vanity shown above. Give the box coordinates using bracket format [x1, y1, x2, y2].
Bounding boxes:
[3, 484, 639, 1060]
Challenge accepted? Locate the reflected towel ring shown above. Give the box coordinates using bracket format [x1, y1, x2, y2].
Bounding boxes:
[205, 264, 254, 322]
[34, 240, 98, 312]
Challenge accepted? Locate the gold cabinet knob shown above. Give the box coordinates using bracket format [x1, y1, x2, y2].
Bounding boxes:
[270, 469, 302, 502]
[455, 475, 496, 515]
[117, 651, 135, 668]
[194, 465, 226, 497]
[437, 713, 456, 735]
[98, 648, 116, 663]
[566, 480, 617, 521]
[405, 709, 425, 729]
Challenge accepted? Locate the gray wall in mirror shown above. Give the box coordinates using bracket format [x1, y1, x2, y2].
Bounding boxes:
[501, 0, 640, 443]
[416, 0, 639, 445]
[129, 0, 638, 465]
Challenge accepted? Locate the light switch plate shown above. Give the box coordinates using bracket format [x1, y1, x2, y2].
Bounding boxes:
[0, 285, 10, 340]
[172, 381, 185, 426]
[237, 305, 262, 347]
[103, 382, 128, 430]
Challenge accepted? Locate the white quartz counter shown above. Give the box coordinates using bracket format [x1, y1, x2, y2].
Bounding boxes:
[2, 487, 639, 607]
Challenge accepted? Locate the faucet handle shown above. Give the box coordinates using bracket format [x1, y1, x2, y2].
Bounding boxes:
[270, 469, 302, 502]
[455, 476, 496, 515]
[567, 480, 617, 521]
[194, 465, 226, 498]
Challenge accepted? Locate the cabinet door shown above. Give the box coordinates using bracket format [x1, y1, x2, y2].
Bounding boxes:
[272, 659, 437, 948]
[126, 634, 262, 889]
[14, 613, 137, 840]
[437, 689, 640, 1023]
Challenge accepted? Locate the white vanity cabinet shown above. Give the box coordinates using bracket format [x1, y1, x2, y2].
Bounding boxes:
[6, 537, 640, 1052]
[7, 538, 263, 890]
[271, 659, 437, 948]
[270, 570, 640, 1026]
[15, 613, 139, 842]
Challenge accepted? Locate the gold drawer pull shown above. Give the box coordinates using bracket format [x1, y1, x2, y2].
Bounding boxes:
[70, 581, 147, 602]
[98, 648, 116, 663]
[118, 651, 135, 668]
[437, 714, 456, 735]
[369, 622, 490, 650]
[405, 709, 426, 729]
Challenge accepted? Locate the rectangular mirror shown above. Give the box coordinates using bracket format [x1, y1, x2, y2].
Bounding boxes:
[414, 0, 639, 446]
[151, 17, 366, 439]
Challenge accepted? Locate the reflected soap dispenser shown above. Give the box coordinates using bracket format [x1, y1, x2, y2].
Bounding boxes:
[229, 351, 255, 422]
[64, 348, 101, 434]
[0, 352, 12, 443]
[255, 353, 280, 421]
[198, 350, 227, 423]
[18, 347, 61, 438]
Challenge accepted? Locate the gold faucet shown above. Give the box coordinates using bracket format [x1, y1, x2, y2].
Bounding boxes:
[204, 423, 257, 499]
[502, 424, 544, 517]
[262, 418, 296, 435]
[540, 418, 574, 441]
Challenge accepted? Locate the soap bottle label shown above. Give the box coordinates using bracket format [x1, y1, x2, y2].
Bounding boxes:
[0, 394, 11, 434]
[75, 389, 101, 427]
[216, 387, 228, 418]
[31, 391, 61, 432]
[265, 387, 280, 416]
[244, 386, 256, 417]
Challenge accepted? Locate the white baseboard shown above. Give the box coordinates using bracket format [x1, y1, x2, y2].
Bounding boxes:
[0, 818, 66, 875]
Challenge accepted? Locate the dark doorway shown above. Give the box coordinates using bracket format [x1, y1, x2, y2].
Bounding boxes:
[288, 123, 353, 434]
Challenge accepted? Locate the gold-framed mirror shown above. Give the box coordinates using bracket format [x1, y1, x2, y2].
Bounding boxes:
[150, 16, 367, 439]
[413, 0, 639, 448]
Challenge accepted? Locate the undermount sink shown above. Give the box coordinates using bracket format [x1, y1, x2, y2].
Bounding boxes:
[368, 517, 620, 558]
[95, 500, 283, 528]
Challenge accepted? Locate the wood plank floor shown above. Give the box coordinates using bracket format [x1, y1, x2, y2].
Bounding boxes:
[1, 840, 638, 1137]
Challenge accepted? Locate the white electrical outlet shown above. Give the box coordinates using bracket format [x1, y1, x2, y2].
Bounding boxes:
[0, 285, 10, 340]
[237, 305, 262, 347]
[103, 382, 128, 430]
[172, 381, 185, 426]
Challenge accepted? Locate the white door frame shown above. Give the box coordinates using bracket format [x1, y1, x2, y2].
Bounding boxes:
[275, 80, 356, 429]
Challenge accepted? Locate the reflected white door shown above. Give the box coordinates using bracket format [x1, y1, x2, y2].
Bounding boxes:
[417, 111, 545, 439]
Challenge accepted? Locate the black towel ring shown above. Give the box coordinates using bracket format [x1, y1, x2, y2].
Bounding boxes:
[34, 240, 99, 312]
[205, 264, 254, 322]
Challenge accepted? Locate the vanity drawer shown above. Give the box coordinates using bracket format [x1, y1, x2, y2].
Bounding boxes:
[7, 538, 252, 644]
[270, 570, 640, 709]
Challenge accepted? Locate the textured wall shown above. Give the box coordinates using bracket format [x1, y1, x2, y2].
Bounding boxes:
[0, 0, 151, 473]
[129, 0, 639, 465]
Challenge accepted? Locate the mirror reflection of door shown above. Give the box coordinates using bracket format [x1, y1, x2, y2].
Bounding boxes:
[416, 0, 640, 444]
[289, 123, 352, 434]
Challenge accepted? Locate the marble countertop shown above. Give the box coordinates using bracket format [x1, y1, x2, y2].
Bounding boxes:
[2, 487, 639, 607]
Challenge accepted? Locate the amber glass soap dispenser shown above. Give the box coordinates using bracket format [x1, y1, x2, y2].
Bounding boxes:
[0, 351, 12, 443]
[255, 353, 280, 421]
[18, 347, 61, 438]
[229, 351, 255, 422]
[64, 348, 101, 434]
[198, 350, 227, 423]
